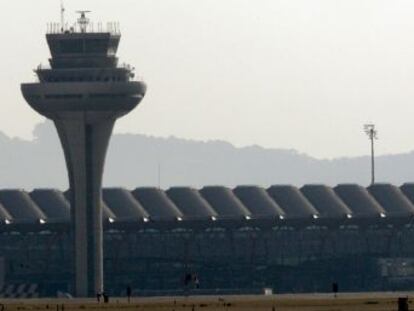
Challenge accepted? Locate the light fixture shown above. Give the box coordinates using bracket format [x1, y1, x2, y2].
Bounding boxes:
[143, 217, 150, 223]
[346, 214, 353, 219]
[5, 219, 11, 225]
[245, 215, 251, 220]
[380, 213, 386, 218]
[279, 215, 285, 220]
[108, 217, 115, 223]
[39, 219, 46, 224]
[177, 217, 183, 222]
[312, 214, 319, 219]
[211, 216, 217, 221]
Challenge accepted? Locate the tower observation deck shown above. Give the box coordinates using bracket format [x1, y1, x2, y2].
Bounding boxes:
[21, 12, 146, 297]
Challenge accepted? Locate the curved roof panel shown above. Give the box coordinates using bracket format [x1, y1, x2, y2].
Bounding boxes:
[400, 184, 414, 209]
[300, 185, 352, 218]
[0, 190, 46, 223]
[166, 187, 217, 220]
[103, 188, 149, 222]
[30, 189, 70, 222]
[334, 184, 385, 218]
[64, 189, 116, 221]
[369, 183, 414, 217]
[132, 187, 183, 221]
[102, 203, 116, 221]
[0, 202, 12, 223]
[233, 186, 285, 219]
[267, 185, 319, 219]
[200, 186, 251, 219]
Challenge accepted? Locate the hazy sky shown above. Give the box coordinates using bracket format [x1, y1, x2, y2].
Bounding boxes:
[2, 0, 414, 158]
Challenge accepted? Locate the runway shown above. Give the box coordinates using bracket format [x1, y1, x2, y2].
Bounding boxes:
[0, 292, 413, 310]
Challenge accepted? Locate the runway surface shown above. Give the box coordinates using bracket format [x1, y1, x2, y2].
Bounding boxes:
[0, 292, 413, 310]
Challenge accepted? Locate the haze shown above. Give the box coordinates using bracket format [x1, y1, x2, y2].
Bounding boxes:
[2, 0, 414, 159]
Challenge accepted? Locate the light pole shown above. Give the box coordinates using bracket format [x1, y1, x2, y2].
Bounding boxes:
[364, 124, 378, 185]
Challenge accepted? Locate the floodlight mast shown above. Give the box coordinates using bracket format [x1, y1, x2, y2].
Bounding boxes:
[364, 124, 378, 185]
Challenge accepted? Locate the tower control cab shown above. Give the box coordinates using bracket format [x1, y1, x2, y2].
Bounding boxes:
[21, 12, 146, 120]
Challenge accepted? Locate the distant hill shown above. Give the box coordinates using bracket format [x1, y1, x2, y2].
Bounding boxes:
[0, 121, 413, 190]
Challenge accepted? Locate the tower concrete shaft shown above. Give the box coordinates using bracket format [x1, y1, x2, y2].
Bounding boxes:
[56, 116, 114, 296]
[21, 18, 146, 297]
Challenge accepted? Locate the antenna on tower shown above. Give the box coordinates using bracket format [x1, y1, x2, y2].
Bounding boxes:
[76, 10, 91, 33]
[60, 0, 65, 32]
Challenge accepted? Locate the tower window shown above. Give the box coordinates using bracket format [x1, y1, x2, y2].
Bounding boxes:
[45, 94, 83, 99]
[59, 39, 83, 53]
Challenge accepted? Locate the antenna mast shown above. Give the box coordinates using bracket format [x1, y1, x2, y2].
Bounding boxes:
[76, 10, 91, 33]
[60, 0, 65, 32]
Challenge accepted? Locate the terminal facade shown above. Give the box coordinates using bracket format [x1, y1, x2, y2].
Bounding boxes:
[0, 183, 414, 297]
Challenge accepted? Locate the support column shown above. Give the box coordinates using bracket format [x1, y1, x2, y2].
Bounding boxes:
[55, 115, 115, 297]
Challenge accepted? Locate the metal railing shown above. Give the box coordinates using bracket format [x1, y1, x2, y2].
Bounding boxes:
[47, 22, 121, 35]
[36, 63, 136, 72]
[33, 62, 144, 83]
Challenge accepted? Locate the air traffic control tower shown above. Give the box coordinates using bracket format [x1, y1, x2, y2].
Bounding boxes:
[21, 13, 146, 297]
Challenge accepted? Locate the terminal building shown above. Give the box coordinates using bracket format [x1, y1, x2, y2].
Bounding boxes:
[1, 183, 414, 297]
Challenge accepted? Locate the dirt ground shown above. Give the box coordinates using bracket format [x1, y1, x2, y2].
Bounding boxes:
[0, 293, 413, 311]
